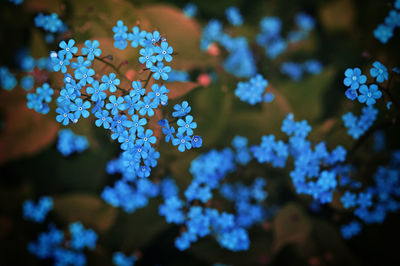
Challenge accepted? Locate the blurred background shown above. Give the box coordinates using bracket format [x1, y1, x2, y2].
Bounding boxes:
[1, 0, 400, 265]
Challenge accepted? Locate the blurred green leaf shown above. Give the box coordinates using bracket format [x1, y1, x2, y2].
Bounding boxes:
[273, 203, 312, 252]
[53, 193, 117, 232]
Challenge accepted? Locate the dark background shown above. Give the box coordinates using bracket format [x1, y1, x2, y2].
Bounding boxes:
[1, 0, 400, 265]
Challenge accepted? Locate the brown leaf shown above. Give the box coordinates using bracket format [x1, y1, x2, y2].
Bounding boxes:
[0, 90, 58, 165]
[166, 81, 199, 100]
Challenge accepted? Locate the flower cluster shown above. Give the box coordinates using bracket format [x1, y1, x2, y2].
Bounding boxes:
[339, 151, 400, 238]
[280, 60, 323, 81]
[342, 106, 378, 139]
[201, 20, 256, 77]
[234, 74, 274, 105]
[8, 0, 23, 5]
[26, 83, 53, 114]
[374, 1, 400, 43]
[23, 196, 53, 223]
[256, 12, 315, 59]
[28, 222, 97, 266]
[344, 63, 386, 106]
[57, 129, 89, 156]
[48, 20, 201, 180]
[34, 13, 67, 43]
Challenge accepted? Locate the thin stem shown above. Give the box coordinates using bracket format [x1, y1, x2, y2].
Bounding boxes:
[143, 72, 153, 89]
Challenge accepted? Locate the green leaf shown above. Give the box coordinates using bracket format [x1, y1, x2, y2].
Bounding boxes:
[273, 203, 312, 252]
[53, 193, 117, 232]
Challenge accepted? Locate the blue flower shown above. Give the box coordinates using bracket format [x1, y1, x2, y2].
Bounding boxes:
[127, 26, 147, 48]
[183, 3, 197, 18]
[143, 31, 161, 48]
[155, 41, 173, 62]
[21, 76, 34, 91]
[136, 96, 157, 116]
[173, 134, 192, 152]
[136, 129, 157, 149]
[373, 24, 393, 44]
[357, 84, 382, 106]
[58, 39, 78, 60]
[345, 88, 358, 101]
[58, 87, 76, 106]
[106, 95, 126, 115]
[147, 84, 169, 105]
[101, 73, 120, 93]
[23, 197, 53, 223]
[51, 54, 69, 73]
[56, 107, 74, 125]
[139, 48, 156, 68]
[162, 124, 175, 143]
[343, 67, 367, 90]
[123, 93, 139, 115]
[370, 61, 388, 83]
[150, 62, 171, 80]
[173, 101, 191, 117]
[191, 135, 203, 148]
[131, 81, 145, 97]
[225, 6, 243, 26]
[71, 56, 91, 70]
[177, 115, 197, 136]
[86, 81, 106, 102]
[129, 115, 147, 135]
[75, 68, 95, 86]
[95, 110, 112, 129]
[341, 191, 357, 209]
[81, 40, 102, 60]
[113, 252, 136, 266]
[70, 98, 91, 119]
[113, 20, 128, 36]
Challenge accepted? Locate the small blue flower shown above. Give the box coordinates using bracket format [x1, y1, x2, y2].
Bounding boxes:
[86, 81, 107, 102]
[370, 61, 388, 83]
[70, 98, 91, 119]
[345, 88, 358, 101]
[177, 115, 197, 136]
[148, 84, 169, 105]
[129, 115, 147, 135]
[139, 48, 156, 68]
[75, 68, 95, 86]
[155, 41, 173, 62]
[131, 81, 145, 97]
[162, 124, 175, 143]
[357, 84, 382, 106]
[127, 26, 147, 48]
[373, 24, 393, 44]
[81, 40, 102, 60]
[143, 31, 161, 48]
[172, 101, 191, 117]
[51, 55, 69, 73]
[172, 133, 192, 152]
[225, 6, 243, 26]
[71, 56, 91, 70]
[150, 62, 171, 80]
[58, 39, 78, 60]
[106, 95, 126, 115]
[136, 96, 157, 116]
[343, 67, 367, 90]
[136, 129, 157, 149]
[191, 135, 203, 148]
[101, 73, 120, 93]
[95, 110, 112, 129]
[56, 107, 74, 126]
